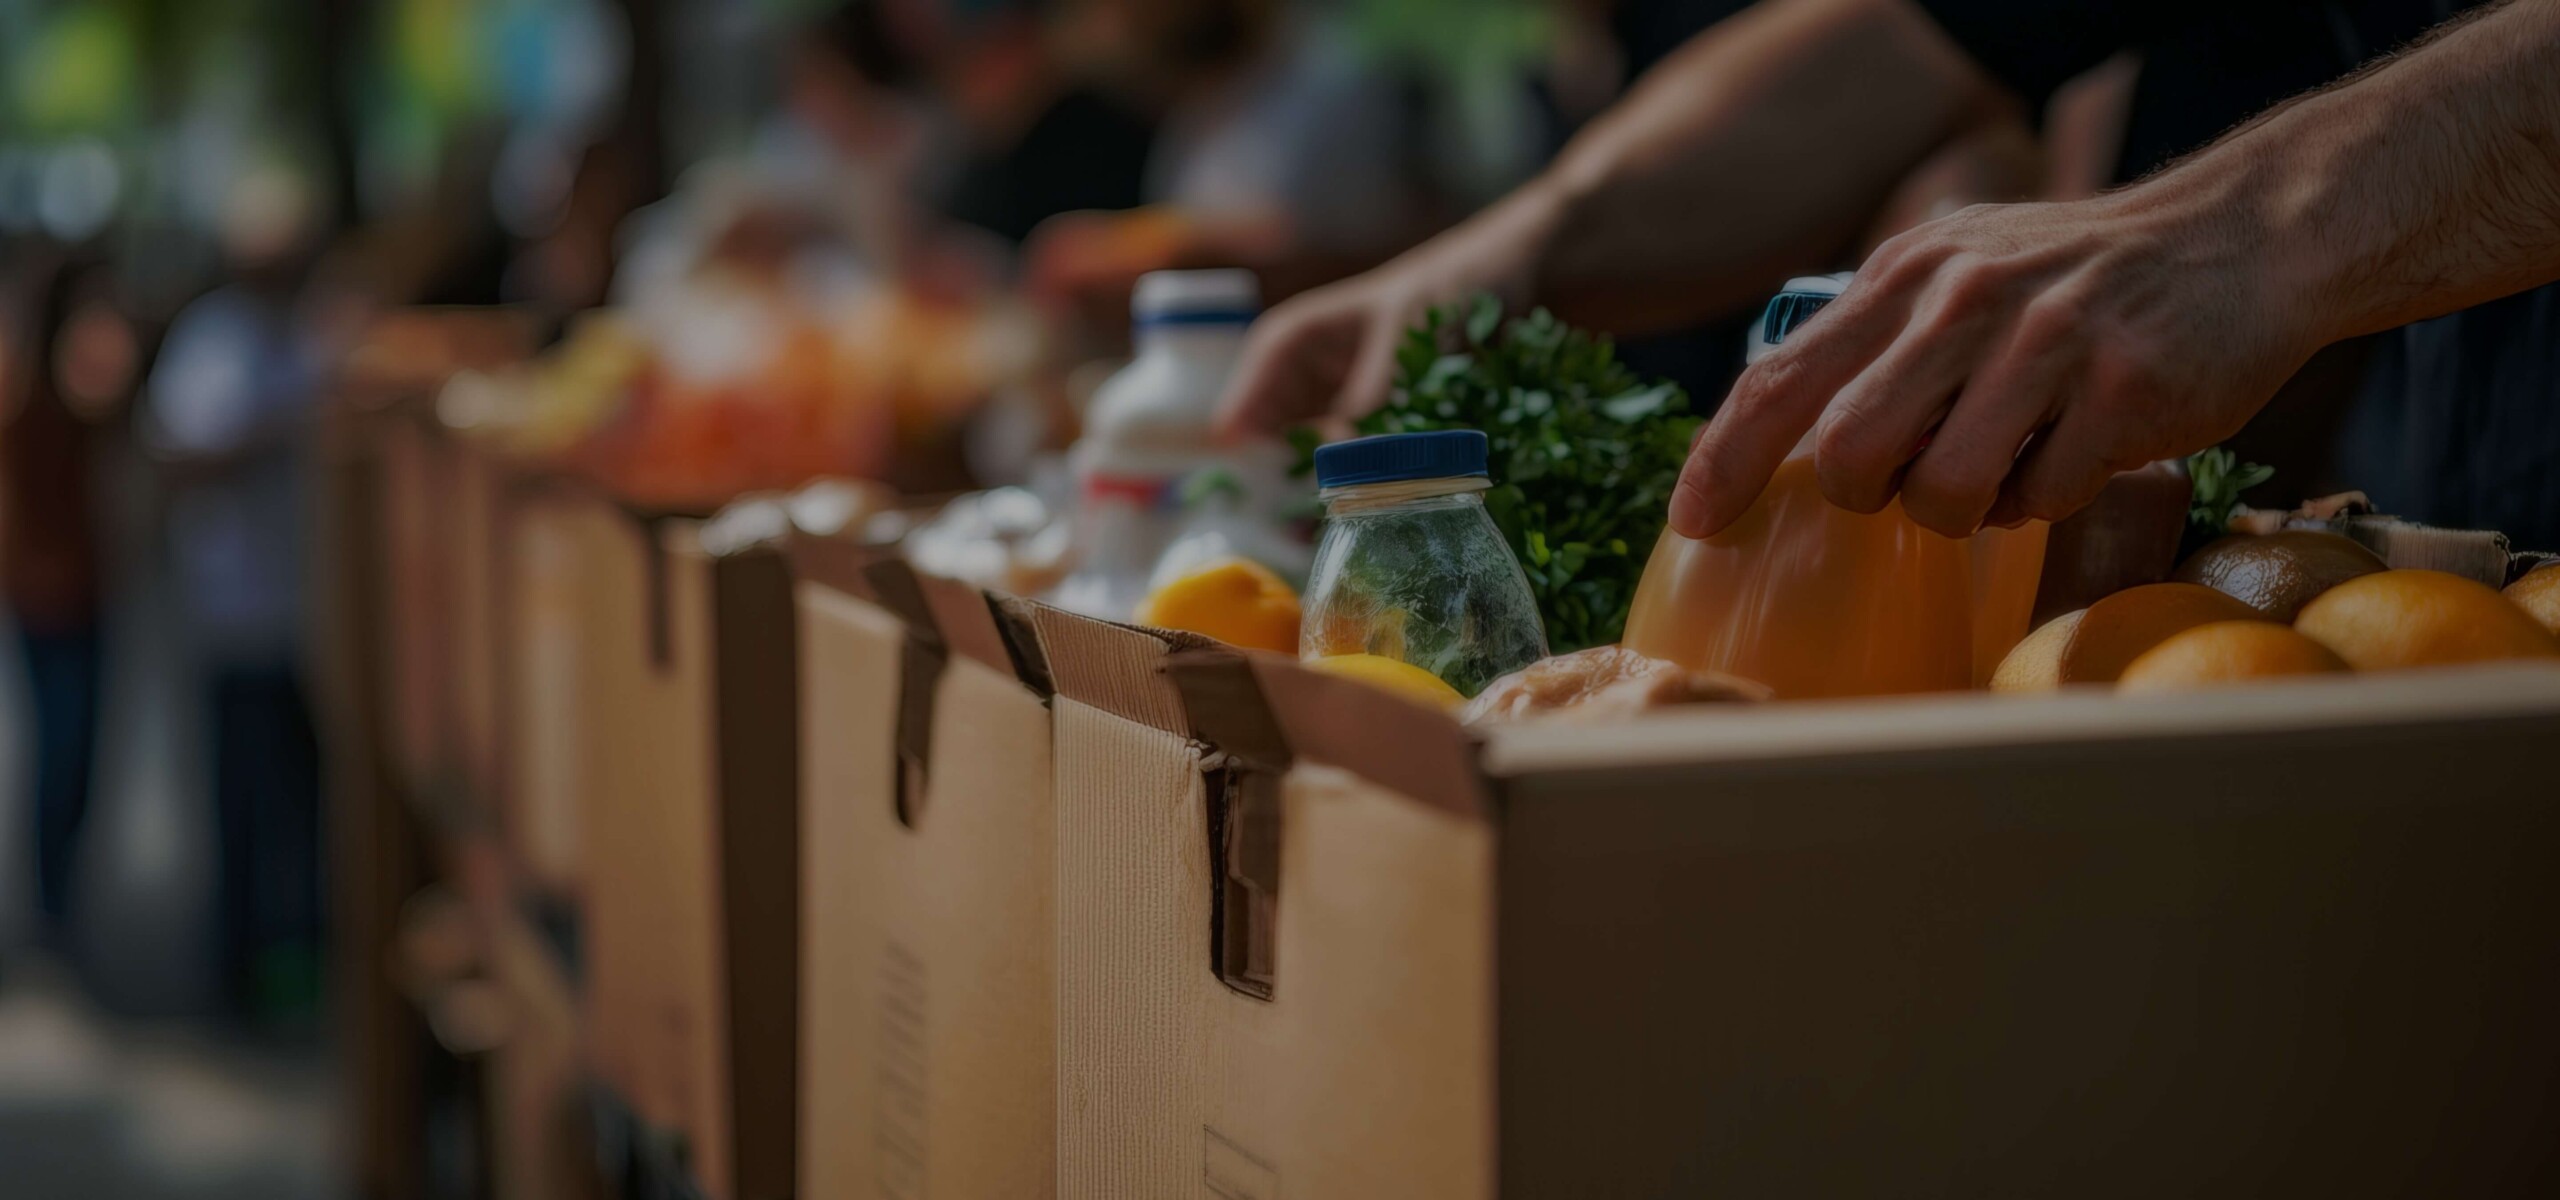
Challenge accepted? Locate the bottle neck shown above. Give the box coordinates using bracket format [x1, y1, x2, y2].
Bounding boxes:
[1319, 475, 1490, 516]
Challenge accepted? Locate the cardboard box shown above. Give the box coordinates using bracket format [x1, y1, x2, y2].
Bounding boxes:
[792, 549, 1056, 1200]
[447, 436, 514, 822]
[378, 408, 461, 802]
[499, 479, 590, 895]
[563, 491, 798, 1200]
[485, 907, 595, 1200]
[1203, 656, 2560, 1197]
[1032, 609, 1296, 1200]
[363, 309, 547, 815]
[316, 393, 434, 1200]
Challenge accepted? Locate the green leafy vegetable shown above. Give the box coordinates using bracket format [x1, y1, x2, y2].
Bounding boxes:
[2185, 446, 2275, 536]
[1331, 294, 1702, 653]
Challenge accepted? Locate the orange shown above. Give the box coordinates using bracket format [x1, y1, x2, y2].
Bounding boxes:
[1991, 582, 2270, 691]
[2172, 530, 2386, 621]
[2118, 621, 2350, 692]
[1305, 653, 1465, 710]
[2294, 569, 2560, 671]
[1133, 557, 1302, 654]
[2506, 564, 2560, 636]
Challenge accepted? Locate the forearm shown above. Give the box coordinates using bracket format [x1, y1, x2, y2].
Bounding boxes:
[1525, 0, 2008, 332]
[2175, 0, 2560, 344]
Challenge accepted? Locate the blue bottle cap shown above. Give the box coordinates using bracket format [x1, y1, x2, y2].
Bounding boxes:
[1747, 271, 1853, 363]
[1313, 430, 1490, 489]
[1132, 269, 1260, 329]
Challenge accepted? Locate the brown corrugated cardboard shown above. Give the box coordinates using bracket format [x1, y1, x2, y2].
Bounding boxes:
[378, 435, 538, 823]
[793, 552, 1056, 1200]
[485, 907, 594, 1200]
[1218, 657, 2560, 1197]
[317, 396, 433, 1200]
[379, 409, 460, 802]
[1033, 608, 1297, 1200]
[447, 435, 512, 819]
[501, 479, 590, 894]
[564, 491, 798, 1200]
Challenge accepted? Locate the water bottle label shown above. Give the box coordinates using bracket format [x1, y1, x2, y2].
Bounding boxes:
[1084, 472, 1179, 510]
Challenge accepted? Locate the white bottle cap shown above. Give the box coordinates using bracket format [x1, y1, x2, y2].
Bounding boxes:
[1132, 269, 1261, 328]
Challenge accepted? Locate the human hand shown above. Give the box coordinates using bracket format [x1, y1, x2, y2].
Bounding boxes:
[1669, 188, 2328, 540]
[1215, 187, 1563, 439]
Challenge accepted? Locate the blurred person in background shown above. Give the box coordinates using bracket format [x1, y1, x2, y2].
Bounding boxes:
[1, 248, 136, 967]
[140, 162, 336, 1031]
[1023, 0, 1439, 327]
[790, 0, 1157, 264]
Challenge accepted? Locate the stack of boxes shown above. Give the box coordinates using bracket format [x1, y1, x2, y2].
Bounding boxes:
[352, 389, 2560, 1199]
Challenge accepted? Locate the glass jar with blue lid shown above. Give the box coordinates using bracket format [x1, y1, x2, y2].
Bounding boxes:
[1301, 430, 1549, 697]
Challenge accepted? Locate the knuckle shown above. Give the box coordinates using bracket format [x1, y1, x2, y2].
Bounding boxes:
[2091, 342, 2169, 400]
[1869, 241, 1935, 292]
[2015, 291, 2088, 349]
[1934, 256, 2010, 314]
[1726, 356, 1802, 418]
[1811, 391, 1877, 458]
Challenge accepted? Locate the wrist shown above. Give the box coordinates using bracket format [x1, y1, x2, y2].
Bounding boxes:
[2113, 108, 2364, 354]
[2240, 100, 2382, 346]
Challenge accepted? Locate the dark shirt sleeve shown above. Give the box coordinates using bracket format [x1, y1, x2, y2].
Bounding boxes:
[1912, 0, 2312, 105]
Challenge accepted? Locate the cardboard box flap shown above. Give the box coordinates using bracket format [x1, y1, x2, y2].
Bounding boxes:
[1164, 647, 1486, 1004]
[987, 595, 1054, 701]
[597, 504, 693, 672]
[1165, 649, 1290, 768]
[802, 558, 1010, 828]
[783, 530, 892, 604]
[1482, 660, 2560, 779]
[1030, 605, 1218, 733]
[1244, 654, 1488, 821]
[788, 534, 1051, 697]
[1161, 648, 1291, 1001]
[859, 557, 1015, 677]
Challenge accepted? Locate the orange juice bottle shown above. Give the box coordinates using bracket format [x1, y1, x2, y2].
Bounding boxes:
[1622, 276, 2045, 698]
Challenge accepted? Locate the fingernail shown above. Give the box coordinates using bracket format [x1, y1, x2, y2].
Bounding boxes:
[1668, 486, 1706, 538]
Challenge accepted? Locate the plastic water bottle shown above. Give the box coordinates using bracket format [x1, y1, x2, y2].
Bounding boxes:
[1050, 269, 1301, 618]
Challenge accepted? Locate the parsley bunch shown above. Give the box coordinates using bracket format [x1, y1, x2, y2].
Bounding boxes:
[1333, 295, 1702, 654]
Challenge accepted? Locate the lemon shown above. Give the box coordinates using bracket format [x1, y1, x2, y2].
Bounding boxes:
[1134, 558, 1302, 654]
[1305, 653, 1465, 710]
